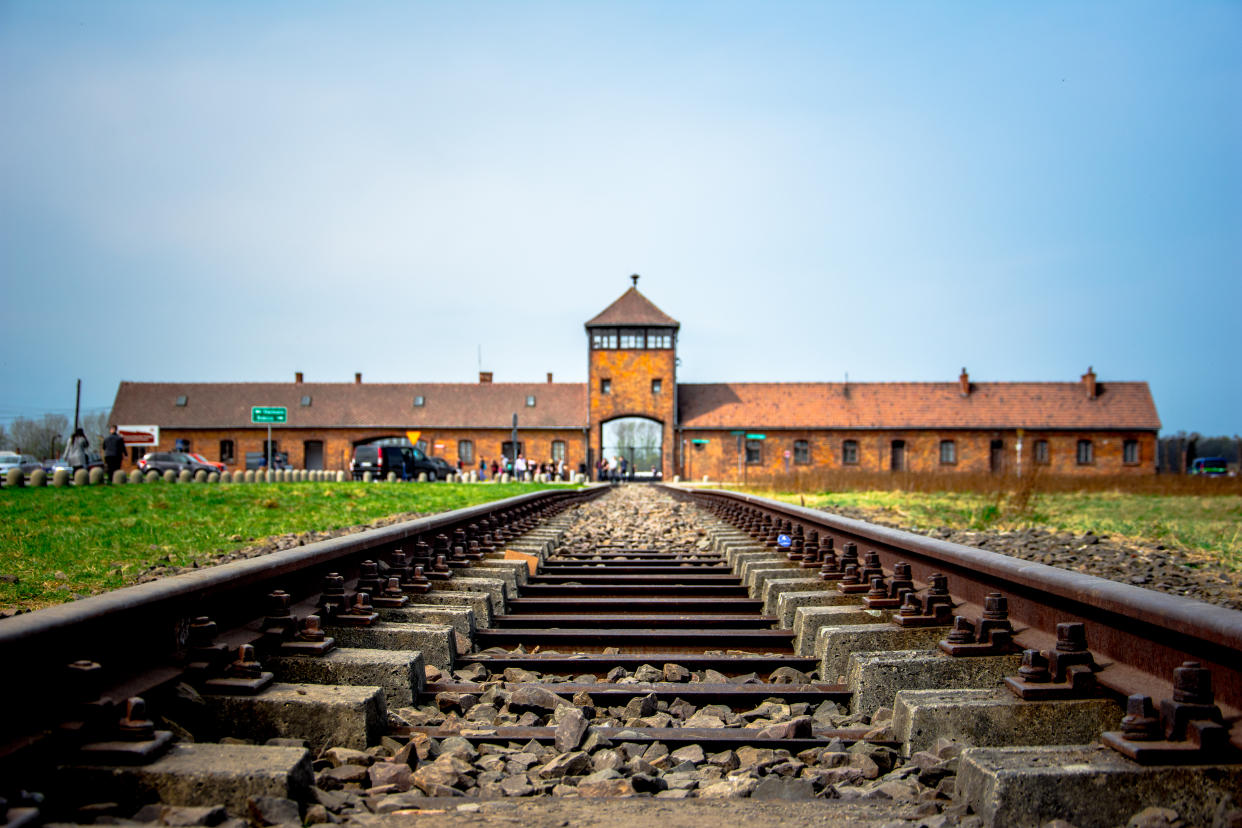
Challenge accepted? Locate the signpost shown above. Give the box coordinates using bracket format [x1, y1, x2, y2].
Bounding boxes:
[117, 425, 159, 447]
[251, 407, 288, 471]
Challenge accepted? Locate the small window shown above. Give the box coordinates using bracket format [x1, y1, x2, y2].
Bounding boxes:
[591, 328, 618, 349]
[501, 441, 523, 458]
[694, 440, 706, 451]
[842, 439, 859, 465]
[1034, 439, 1050, 465]
[646, 329, 672, 349]
[745, 439, 763, 465]
[552, 440, 566, 462]
[939, 440, 956, 465]
[600, 379, 611, 394]
[526, 395, 536, 407]
[175, 395, 188, 407]
[458, 440, 474, 464]
[1123, 439, 1139, 465]
[619, 328, 645, 348]
[793, 440, 810, 464]
[414, 396, 425, 407]
[300, 395, 312, 407]
[651, 379, 663, 394]
[220, 439, 235, 464]
[1077, 439, 1094, 465]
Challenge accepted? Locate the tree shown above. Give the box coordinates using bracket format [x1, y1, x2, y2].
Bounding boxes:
[80, 411, 110, 450]
[9, 413, 70, 459]
[0, 424, 9, 450]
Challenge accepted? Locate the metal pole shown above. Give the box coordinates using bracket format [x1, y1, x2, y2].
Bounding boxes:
[267, 423, 272, 472]
[74, 379, 81, 431]
[511, 413, 518, 481]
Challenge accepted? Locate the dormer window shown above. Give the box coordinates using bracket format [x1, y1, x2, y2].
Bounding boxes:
[175, 395, 188, 407]
[414, 396, 425, 407]
[526, 395, 536, 407]
[300, 396, 312, 407]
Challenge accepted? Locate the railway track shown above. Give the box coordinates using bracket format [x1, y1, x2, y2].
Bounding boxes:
[0, 484, 1239, 827]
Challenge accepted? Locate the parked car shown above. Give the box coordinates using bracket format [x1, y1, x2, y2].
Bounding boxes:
[351, 444, 440, 481]
[1189, 457, 1229, 477]
[0, 451, 42, 477]
[428, 456, 456, 480]
[244, 451, 291, 471]
[188, 453, 227, 473]
[138, 451, 220, 476]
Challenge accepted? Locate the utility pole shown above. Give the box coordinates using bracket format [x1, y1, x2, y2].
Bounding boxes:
[74, 379, 81, 431]
[511, 413, 518, 481]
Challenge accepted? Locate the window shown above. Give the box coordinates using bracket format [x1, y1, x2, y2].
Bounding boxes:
[793, 440, 810, 464]
[591, 328, 618, 349]
[552, 440, 566, 462]
[619, 328, 645, 348]
[526, 395, 536, 407]
[842, 439, 859, 465]
[501, 441, 523, 458]
[646, 329, 672, 349]
[220, 439, 235, 464]
[651, 379, 663, 394]
[175, 395, 188, 406]
[745, 439, 763, 465]
[600, 379, 611, 394]
[458, 440, 474, 464]
[300, 396, 312, 407]
[939, 440, 956, 465]
[414, 396, 425, 407]
[262, 440, 278, 458]
[1077, 439, 1094, 465]
[414, 440, 428, 453]
[1123, 439, 1139, 465]
[1034, 439, 1050, 465]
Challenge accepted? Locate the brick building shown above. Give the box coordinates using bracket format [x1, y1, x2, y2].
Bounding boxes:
[109, 280, 1161, 478]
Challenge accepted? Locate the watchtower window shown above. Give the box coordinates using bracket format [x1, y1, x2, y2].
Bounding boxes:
[600, 379, 611, 394]
[646, 329, 672, 349]
[591, 328, 618, 349]
[651, 379, 663, 394]
[619, 328, 645, 348]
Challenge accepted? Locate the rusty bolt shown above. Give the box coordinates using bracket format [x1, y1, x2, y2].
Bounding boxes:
[322, 573, 346, 597]
[352, 592, 374, 612]
[1172, 661, 1213, 705]
[227, 644, 263, 679]
[1018, 649, 1051, 683]
[383, 577, 405, 599]
[266, 590, 292, 616]
[187, 618, 218, 646]
[927, 573, 949, 596]
[1120, 694, 1161, 741]
[898, 590, 921, 615]
[893, 562, 912, 581]
[118, 696, 156, 741]
[866, 577, 888, 600]
[946, 616, 976, 645]
[1055, 622, 1088, 653]
[298, 615, 326, 642]
[982, 593, 1008, 621]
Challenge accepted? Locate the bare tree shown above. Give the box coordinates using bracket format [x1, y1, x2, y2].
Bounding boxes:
[10, 413, 70, 459]
[0, 424, 9, 451]
[81, 411, 110, 450]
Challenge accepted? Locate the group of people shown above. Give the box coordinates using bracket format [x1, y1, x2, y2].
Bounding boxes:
[61, 424, 127, 478]
[472, 454, 573, 481]
[596, 455, 631, 482]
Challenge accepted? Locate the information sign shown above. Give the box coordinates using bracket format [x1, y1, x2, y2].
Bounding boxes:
[251, 406, 288, 424]
[777, 533, 791, 548]
[746, 433, 766, 440]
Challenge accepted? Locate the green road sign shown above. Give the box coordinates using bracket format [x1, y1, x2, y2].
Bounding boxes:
[729, 430, 746, 435]
[746, 433, 766, 440]
[251, 406, 288, 424]
[691, 439, 710, 445]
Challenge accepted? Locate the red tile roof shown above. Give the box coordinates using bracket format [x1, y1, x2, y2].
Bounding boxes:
[109, 382, 587, 430]
[585, 288, 680, 328]
[677, 381, 1161, 430]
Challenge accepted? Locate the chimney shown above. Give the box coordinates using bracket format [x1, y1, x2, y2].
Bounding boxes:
[546, 372, 553, 384]
[479, 371, 493, 384]
[295, 372, 303, 384]
[354, 372, 362, 385]
[1082, 366, 1097, 400]
[959, 367, 971, 397]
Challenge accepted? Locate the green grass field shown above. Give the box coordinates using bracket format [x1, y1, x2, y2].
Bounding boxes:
[759, 489, 1242, 570]
[0, 481, 566, 611]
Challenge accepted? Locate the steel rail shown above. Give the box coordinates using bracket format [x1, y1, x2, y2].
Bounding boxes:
[677, 486, 1242, 724]
[0, 485, 604, 750]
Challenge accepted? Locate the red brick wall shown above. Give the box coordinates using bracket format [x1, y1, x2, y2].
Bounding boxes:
[676, 429, 1158, 480]
[588, 347, 677, 475]
[136, 428, 586, 474]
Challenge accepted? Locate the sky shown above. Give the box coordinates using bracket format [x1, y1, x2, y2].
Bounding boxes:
[1, 1, 1238, 436]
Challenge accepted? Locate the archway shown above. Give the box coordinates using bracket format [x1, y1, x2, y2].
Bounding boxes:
[601, 416, 663, 479]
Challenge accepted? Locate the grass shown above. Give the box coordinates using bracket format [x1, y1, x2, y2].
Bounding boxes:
[0, 481, 568, 612]
[756, 488, 1242, 572]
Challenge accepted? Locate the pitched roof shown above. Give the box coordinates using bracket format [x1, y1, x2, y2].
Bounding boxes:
[585, 287, 680, 328]
[677, 381, 1161, 431]
[109, 382, 587, 430]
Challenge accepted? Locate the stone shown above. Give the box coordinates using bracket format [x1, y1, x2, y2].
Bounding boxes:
[669, 744, 704, 764]
[577, 775, 637, 798]
[536, 751, 590, 779]
[633, 664, 663, 682]
[591, 749, 625, 772]
[131, 804, 228, 826]
[757, 715, 812, 739]
[622, 693, 658, 719]
[438, 736, 478, 761]
[662, 663, 691, 682]
[500, 776, 533, 797]
[1127, 809, 1183, 828]
[366, 763, 412, 792]
[706, 750, 739, 770]
[508, 685, 567, 713]
[554, 707, 589, 752]
[302, 803, 332, 825]
[769, 666, 812, 685]
[245, 796, 300, 826]
[698, 775, 759, 798]
[316, 764, 368, 788]
[324, 748, 373, 768]
[371, 792, 428, 813]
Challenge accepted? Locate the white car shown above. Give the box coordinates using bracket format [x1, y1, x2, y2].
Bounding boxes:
[0, 451, 42, 478]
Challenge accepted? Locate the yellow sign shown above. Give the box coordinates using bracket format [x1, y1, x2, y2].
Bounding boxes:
[406, 430, 421, 445]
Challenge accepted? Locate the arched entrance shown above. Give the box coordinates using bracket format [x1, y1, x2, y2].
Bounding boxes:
[601, 416, 663, 480]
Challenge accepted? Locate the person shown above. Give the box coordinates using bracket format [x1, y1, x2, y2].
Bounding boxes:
[515, 454, 527, 480]
[490, 459, 499, 479]
[66, 427, 90, 473]
[102, 425, 126, 480]
[619, 456, 629, 481]
[478, 458, 487, 479]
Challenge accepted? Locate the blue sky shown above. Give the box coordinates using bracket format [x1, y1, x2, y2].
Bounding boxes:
[2, 1, 1238, 435]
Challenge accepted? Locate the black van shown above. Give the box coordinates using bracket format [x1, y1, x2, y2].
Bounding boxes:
[351, 444, 440, 481]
